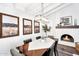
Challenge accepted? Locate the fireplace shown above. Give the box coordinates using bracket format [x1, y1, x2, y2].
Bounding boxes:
[61, 34, 74, 42]
[55, 28, 78, 47]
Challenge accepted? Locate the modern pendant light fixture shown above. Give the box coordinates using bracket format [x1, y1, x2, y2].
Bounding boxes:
[34, 3, 48, 24]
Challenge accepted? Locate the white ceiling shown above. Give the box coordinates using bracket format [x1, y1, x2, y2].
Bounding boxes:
[13, 3, 64, 17]
[0, 3, 70, 18]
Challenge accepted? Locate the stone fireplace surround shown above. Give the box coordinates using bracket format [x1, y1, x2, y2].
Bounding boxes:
[55, 29, 79, 47]
[61, 34, 74, 42]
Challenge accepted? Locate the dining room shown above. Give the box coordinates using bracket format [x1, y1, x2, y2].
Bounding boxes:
[0, 3, 79, 56]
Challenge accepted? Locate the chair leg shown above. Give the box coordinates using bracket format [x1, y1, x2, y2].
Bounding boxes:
[56, 50, 59, 56]
[54, 49, 59, 56]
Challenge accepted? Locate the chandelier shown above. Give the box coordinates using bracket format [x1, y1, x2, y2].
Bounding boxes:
[34, 3, 48, 24]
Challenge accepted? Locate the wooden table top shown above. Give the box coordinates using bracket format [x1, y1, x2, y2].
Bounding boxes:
[22, 43, 48, 56]
[26, 48, 48, 56]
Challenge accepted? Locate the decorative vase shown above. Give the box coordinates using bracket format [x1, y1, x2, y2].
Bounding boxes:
[74, 19, 77, 26]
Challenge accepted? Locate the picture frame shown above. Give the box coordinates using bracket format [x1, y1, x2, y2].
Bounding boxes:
[34, 20, 40, 33]
[60, 16, 72, 26]
[23, 18, 32, 35]
[0, 13, 19, 38]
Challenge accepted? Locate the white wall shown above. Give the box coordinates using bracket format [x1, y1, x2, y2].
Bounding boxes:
[1, 3, 79, 55]
[47, 3, 79, 47]
[0, 3, 43, 56]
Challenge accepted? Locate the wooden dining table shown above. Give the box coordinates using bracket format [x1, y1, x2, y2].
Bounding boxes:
[21, 38, 55, 56]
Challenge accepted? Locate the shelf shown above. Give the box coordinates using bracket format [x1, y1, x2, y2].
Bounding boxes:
[56, 25, 79, 29]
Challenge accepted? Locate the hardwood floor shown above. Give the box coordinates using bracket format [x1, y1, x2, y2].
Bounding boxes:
[57, 44, 79, 56]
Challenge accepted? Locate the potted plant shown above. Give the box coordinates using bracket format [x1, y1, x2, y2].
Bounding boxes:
[42, 24, 51, 37]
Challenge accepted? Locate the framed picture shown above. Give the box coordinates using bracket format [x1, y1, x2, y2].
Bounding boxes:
[0, 13, 19, 38]
[23, 18, 32, 35]
[60, 16, 72, 26]
[34, 20, 40, 33]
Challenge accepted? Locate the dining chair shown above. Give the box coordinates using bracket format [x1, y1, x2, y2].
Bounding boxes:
[10, 49, 24, 56]
[42, 39, 59, 56]
[42, 48, 51, 56]
[36, 36, 41, 40]
[53, 39, 59, 56]
[23, 39, 32, 44]
[42, 43, 54, 56]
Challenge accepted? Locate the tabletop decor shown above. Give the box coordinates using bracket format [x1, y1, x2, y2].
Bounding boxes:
[42, 24, 51, 37]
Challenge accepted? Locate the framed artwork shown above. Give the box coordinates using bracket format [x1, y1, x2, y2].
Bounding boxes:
[34, 20, 40, 33]
[60, 16, 72, 26]
[0, 13, 19, 38]
[23, 18, 32, 35]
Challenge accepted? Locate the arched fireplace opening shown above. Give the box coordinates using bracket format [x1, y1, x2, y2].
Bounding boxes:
[61, 34, 74, 42]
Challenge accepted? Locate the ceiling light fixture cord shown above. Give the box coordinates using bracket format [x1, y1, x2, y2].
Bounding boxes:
[41, 3, 44, 16]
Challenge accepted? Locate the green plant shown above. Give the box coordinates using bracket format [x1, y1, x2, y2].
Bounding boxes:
[42, 24, 51, 32]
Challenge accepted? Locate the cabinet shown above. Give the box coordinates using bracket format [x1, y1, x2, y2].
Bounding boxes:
[75, 42, 79, 53]
[58, 44, 78, 55]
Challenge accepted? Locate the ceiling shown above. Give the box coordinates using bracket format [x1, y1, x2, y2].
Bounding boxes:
[0, 3, 70, 18]
[13, 3, 64, 17]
